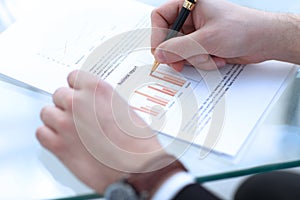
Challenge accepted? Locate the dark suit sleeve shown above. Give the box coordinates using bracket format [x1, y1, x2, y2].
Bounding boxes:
[172, 183, 222, 200]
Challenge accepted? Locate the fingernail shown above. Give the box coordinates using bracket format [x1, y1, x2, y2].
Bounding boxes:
[215, 59, 226, 68]
[155, 49, 166, 62]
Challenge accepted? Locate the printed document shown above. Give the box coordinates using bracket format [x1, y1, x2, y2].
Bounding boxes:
[0, 0, 296, 156]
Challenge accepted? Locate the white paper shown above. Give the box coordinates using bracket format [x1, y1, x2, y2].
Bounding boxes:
[0, 0, 296, 156]
[0, 0, 153, 93]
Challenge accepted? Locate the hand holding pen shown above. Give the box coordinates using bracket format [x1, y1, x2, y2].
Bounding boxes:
[151, 0, 197, 74]
[152, 0, 264, 72]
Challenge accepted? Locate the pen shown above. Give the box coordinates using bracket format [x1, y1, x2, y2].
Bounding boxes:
[151, 0, 197, 74]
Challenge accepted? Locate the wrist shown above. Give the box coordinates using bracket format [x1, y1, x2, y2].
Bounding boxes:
[244, 9, 278, 62]
[127, 154, 186, 198]
[104, 154, 187, 200]
[264, 13, 300, 64]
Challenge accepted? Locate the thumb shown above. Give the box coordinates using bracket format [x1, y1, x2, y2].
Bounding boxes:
[154, 30, 209, 64]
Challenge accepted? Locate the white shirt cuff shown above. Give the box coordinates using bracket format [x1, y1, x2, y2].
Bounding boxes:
[151, 171, 195, 200]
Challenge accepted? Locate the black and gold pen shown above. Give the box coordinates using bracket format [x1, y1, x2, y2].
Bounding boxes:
[151, 0, 197, 74]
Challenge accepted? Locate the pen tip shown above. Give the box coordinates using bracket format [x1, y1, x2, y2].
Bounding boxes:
[150, 69, 154, 75]
[151, 60, 160, 75]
